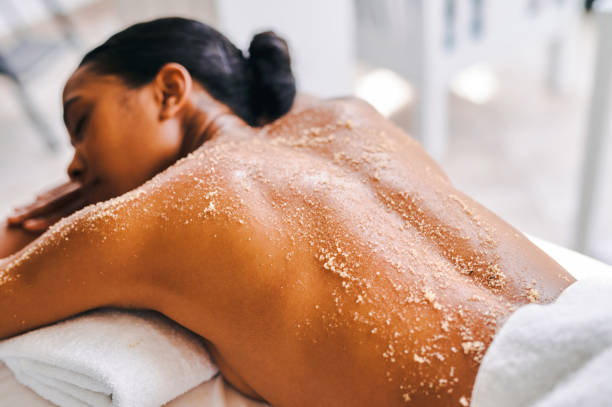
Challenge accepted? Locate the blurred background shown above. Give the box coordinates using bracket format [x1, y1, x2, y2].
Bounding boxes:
[0, 0, 610, 264]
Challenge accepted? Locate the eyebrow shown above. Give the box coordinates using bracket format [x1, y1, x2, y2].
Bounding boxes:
[62, 96, 81, 127]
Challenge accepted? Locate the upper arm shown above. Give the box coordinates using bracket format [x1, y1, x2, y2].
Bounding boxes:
[0, 188, 158, 338]
[0, 156, 230, 339]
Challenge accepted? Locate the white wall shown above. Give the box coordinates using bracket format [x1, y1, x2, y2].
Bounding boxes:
[215, 0, 356, 98]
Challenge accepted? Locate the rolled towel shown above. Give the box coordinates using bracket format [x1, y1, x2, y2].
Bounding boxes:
[471, 275, 612, 407]
[0, 309, 218, 407]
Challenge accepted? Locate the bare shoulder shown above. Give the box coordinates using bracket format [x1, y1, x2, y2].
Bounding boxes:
[263, 97, 378, 133]
[263, 96, 428, 164]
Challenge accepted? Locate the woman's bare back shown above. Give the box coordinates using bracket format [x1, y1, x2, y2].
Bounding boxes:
[0, 98, 573, 406]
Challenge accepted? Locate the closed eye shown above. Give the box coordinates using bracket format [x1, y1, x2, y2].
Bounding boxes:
[73, 113, 89, 141]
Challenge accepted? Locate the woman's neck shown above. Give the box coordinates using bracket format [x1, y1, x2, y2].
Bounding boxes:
[179, 97, 250, 157]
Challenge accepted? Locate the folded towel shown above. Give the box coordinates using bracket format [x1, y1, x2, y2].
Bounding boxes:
[471, 275, 612, 407]
[0, 309, 218, 407]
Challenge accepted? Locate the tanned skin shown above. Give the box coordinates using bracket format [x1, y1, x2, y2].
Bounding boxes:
[0, 64, 574, 406]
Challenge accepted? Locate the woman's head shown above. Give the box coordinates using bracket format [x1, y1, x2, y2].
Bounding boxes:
[63, 17, 296, 201]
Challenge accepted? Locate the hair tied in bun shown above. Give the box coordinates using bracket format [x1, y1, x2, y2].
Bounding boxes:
[248, 31, 296, 125]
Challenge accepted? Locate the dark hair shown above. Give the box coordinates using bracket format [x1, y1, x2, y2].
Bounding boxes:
[79, 17, 296, 126]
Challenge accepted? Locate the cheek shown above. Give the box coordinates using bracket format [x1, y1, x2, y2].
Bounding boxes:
[81, 118, 135, 195]
[86, 102, 169, 195]
[84, 131, 131, 196]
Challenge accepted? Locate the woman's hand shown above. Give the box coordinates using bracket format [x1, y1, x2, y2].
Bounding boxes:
[7, 180, 88, 233]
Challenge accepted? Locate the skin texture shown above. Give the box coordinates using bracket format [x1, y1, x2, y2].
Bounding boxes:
[0, 65, 574, 406]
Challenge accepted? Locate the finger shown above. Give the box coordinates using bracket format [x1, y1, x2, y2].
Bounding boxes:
[10, 181, 83, 215]
[35, 180, 83, 202]
[11, 181, 81, 216]
[22, 217, 55, 232]
[8, 182, 84, 224]
[21, 196, 89, 232]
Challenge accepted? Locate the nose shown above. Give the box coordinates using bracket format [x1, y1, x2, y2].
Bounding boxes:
[67, 152, 87, 182]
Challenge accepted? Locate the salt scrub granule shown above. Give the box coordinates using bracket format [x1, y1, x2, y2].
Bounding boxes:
[461, 341, 485, 356]
[526, 286, 539, 303]
[423, 288, 443, 310]
[441, 320, 450, 332]
[413, 353, 428, 364]
[459, 395, 469, 406]
[0, 268, 12, 285]
[270, 128, 336, 149]
[423, 288, 436, 303]
[202, 201, 215, 214]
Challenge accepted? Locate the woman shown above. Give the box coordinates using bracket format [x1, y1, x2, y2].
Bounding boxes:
[0, 18, 573, 406]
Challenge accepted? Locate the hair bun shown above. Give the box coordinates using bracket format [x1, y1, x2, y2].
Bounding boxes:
[248, 31, 296, 125]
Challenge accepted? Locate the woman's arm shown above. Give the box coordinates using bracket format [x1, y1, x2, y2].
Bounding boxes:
[0, 221, 40, 258]
[1, 180, 88, 258]
[0, 156, 235, 341]
[0, 183, 174, 339]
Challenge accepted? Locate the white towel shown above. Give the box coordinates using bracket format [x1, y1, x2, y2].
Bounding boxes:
[471, 275, 612, 407]
[0, 309, 218, 407]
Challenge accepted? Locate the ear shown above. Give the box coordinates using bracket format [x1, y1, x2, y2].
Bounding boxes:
[154, 63, 193, 120]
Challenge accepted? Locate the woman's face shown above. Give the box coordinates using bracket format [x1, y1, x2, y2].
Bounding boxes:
[62, 65, 183, 202]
